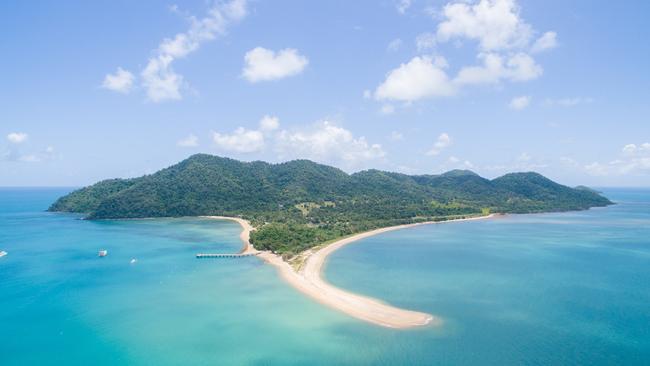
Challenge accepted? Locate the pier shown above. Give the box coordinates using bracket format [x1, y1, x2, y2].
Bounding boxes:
[196, 253, 259, 259]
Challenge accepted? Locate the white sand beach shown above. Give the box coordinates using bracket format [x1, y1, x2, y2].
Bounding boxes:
[207, 214, 495, 329]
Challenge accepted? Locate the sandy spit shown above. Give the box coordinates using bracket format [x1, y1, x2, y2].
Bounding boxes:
[205, 214, 495, 329]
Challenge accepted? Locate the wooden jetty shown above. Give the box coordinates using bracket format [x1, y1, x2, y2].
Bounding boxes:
[196, 253, 258, 259]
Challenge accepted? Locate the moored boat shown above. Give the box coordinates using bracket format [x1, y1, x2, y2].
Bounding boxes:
[98, 250, 108, 257]
[0, 250, 7, 258]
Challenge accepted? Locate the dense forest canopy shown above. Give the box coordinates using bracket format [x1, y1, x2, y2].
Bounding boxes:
[49, 154, 612, 256]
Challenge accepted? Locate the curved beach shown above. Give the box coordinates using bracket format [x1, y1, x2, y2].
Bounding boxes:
[208, 215, 494, 329]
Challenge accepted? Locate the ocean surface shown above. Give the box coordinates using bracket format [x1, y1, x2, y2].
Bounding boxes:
[0, 188, 648, 365]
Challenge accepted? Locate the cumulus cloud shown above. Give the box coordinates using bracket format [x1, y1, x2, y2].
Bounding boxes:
[210, 117, 385, 169]
[455, 52, 542, 85]
[1, 140, 58, 163]
[622, 143, 650, 156]
[213, 128, 265, 153]
[426, 133, 452, 156]
[436, 0, 533, 51]
[390, 131, 404, 141]
[177, 134, 199, 147]
[415, 32, 436, 52]
[372, 0, 553, 104]
[211, 114, 279, 153]
[259, 115, 280, 131]
[531, 31, 558, 53]
[374, 56, 456, 101]
[275, 121, 385, 168]
[374, 51, 541, 102]
[396, 0, 412, 14]
[242, 47, 309, 82]
[584, 143, 650, 176]
[583, 162, 609, 176]
[7, 132, 28, 144]
[509, 95, 531, 110]
[445, 156, 475, 170]
[387, 38, 403, 52]
[102, 67, 135, 93]
[143, 0, 247, 102]
[104, 0, 247, 102]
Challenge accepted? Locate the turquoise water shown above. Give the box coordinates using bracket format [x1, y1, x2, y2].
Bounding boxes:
[1, 188, 649, 365]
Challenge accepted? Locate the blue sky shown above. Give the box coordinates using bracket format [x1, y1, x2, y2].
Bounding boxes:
[1, 0, 649, 187]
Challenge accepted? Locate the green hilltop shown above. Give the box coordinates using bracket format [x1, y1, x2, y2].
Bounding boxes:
[49, 154, 612, 256]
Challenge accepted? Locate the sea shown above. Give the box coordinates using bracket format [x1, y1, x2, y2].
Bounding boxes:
[0, 187, 648, 365]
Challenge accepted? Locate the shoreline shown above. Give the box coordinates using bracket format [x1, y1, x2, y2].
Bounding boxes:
[207, 214, 497, 329]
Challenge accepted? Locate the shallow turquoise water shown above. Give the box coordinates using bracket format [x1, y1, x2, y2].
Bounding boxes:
[0, 188, 648, 365]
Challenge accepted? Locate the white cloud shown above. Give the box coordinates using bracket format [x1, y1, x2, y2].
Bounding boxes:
[275, 121, 385, 168]
[208, 117, 385, 169]
[213, 128, 265, 153]
[259, 115, 280, 131]
[396, 0, 412, 14]
[102, 67, 135, 93]
[445, 156, 474, 169]
[436, 0, 533, 51]
[531, 31, 557, 53]
[432, 55, 449, 68]
[7, 132, 28, 144]
[415, 32, 436, 52]
[374, 56, 456, 101]
[455, 52, 542, 85]
[390, 131, 404, 141]
[454, 53, 503, 84]
[621, 143, 650, 156]
[242, 47, 309, 82]
[505, 52, 543, 81]
[584, 142, 650, 176]
[387, 38, 403, 52]
[1, 143, 58, 163]
[373, 0, 552, 104]
[177, 134, 199, 147]
[373, 52, 542, 103]
[584, 162, 609, 176]
[426, 133, 452, 156]
[509, 95, 530, 110]
[211, 115, 280, 153]
[135, 0, 247, 102]
[622, 144, 637, 156]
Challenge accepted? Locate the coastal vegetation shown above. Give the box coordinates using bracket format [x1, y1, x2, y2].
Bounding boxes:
[49, 154, 612, 255]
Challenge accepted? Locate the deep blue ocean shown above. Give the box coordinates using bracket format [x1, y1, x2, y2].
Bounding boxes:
[0, 188, 648, 365]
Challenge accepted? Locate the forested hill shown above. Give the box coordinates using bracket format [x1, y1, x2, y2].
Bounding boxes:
[49, 154, 612, 255]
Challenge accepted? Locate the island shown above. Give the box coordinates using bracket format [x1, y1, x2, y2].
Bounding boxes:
[49, 154, 612, 328]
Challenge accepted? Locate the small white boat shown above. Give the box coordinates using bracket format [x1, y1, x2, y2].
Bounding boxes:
[98, 250, 108, 257]
[0, 250, 7, 258]
[130, 258, 137, 264]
